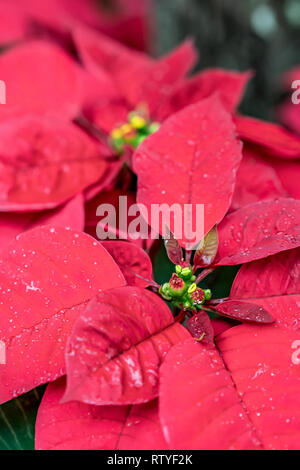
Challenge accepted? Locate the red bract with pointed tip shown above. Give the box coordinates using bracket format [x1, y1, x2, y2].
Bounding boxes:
[156, 69, 252, 121]
[232, 112, 300, 210]
[213, 300, 274, 324]
[74, 26, 197, 111]
[164, 235, 184, 266]
[0, 115, 107, 211]
[234, 115, 300, 159]
[0, 226, 125, 404]
[160, 325, 300, 450]
[63, 286, 189, 405]
[134, 95, 242, 247]
[35, 378, 168, 451]
[230, 249, 300, 331]
[215, 198, 300, 266]
[231, 146, 287, 210]
[73, 26, 251, 136]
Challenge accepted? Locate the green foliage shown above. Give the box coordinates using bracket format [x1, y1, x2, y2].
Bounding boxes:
[0, 387, 45, 450]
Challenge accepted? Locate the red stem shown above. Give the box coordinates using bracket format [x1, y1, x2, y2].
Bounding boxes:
[174, 310, 186, 323]
[195, 267, 216, 284]
[185, 250, 192, 264]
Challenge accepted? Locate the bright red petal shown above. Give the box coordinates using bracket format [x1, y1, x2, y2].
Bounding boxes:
[74, 26, 197, 114]
[35, 377, 167, 450]
[0, 40, 86, 120]
[214, 300, 274, 323]
[234, 115, 300, 159]
[0, 115, 107, 211]
[160, 325, 300, 449]
[0, 2, 27, 44]
[64, 286, 189, 405]
[270, 158, 300, 200]
[134, 95, 242, 248]
[138, 40, 198, 117]
[157, 69, 251, 120]
[0, 227, 125, 404]
[215, 198, 300, 265]
[230, 249, 300, 331]
[211, 317, 235, 337]
[73, 26, 152, 94]
[86, 99, 129, 134]
[231, 145, 287, 210]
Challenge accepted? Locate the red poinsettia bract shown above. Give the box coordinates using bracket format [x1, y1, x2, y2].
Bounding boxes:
[28, 96, 300, 449]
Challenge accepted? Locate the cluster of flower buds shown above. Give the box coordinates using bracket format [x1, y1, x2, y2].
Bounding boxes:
[109, 108, 159, 153]
[159, 264, 212, 311]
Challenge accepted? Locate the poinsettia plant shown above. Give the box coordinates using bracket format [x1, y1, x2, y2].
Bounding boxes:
[0, 1, 300, 452]
[0, 90, 299, 450]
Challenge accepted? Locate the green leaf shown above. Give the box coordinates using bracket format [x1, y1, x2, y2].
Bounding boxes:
[153, 241, 175, 285]
[0, 386, 45, 450]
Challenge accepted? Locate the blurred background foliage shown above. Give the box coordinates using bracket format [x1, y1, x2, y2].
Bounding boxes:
[154, 0, 300, 120]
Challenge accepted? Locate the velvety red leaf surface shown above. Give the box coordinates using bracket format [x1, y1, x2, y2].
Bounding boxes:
[0, 40, 86, 120]
[75, 26, 197, 117]
[0, 115, 107, 211]
[164, 236, 183, 266]
[234, 115, 300, 159]
[101, 241, 153, 288]
[135, 40, 198, 118]
[73, 25, 153, 93]
[0, 194, 85, 252]
[211, 318, 235, 337]
[0, 227, 125, 404]
[215, 198, 300, 265]
[35, 377, 168, 450]
[64, 286, 189, 405]
[214, 300, 274, 323]
[86, 99, 129, 134]
[231, 146, 287, 210]
[160, 325, 300, 449]
[186, 312, 214, 344]
[156, 69, 251, 121]
[270, 158, 300, 200]
[0, 2, 27, 44]
[230, 249, 300, 331]
[133, 95, 242, 248]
